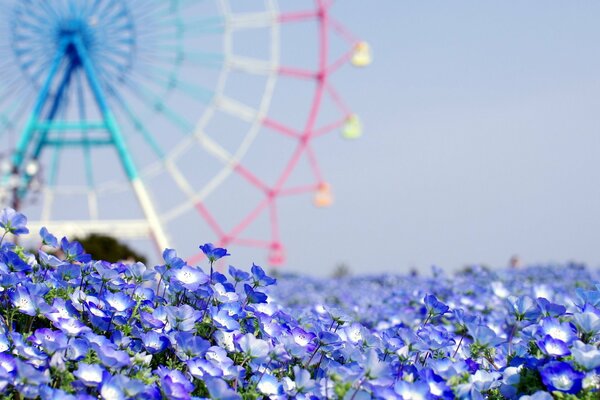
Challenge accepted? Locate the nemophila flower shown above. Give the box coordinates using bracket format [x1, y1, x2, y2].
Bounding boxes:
[536, 297, 566, 318]
[73, 363, 106, 387]
[65, 338, 88, 361]
[39, 227, 58, 248]
[213, 282, 239, 303]
[0, 333, 11, 354]
[53, 317, 91, 337]
[538, 317, 577, 344]
[140, 310, 166, 330]
[172, 264, 209, 291]
[125, 261, 156, 284]
[56, 263, 81, 283]
[37, 250, 64, 269]
[574, 287, 600, 310]
[39, 386, 80, 400]
[506, 295, 541, 323]
[539, 361, 584, 394]
[0, 207, 29, 236]
[29, 328, 68, 355]
[14, 359, 50, 398]
[467, 323, 503, 348]
[0, 353, 16, 390]
[256, 372, 284, 396]
[236, 332, 270, 360]
[156, 367, 194, 400]
[95, 344, 131, 369]
[572, 311, 600, 341]
[291, 327, 316, 350]
[141, 331, 170, 354]
[394, 380, 431, 399]
[60, 237, 91, 263]
[424, 294, 450, 318]
[170, 331, 210, 360]
[103, 291, 135, 313]
[570, 341, 600, 370]
[251, 263, 276, 286]
[166, 304, 202, 332]
[536, 335, 570, 357]
[199, 243, 230, 263]
[228, 265, 250, 283]
[420, 369, 453, 399]
[212, 308, 240, 331]
[519, 392, 554, 400]
[9, 285, 37, 316]
[187, 357, 223, 378]
[204, 377, 241, 400]
[244, 283, 267, 304]
[3, 250, 32, 273]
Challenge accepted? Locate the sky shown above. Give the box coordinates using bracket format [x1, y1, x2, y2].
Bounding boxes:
[278, 1, 600, 276]
[5, 1, 600, 277]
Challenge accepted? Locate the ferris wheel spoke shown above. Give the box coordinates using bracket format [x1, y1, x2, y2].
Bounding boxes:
[0, 92, 34, 139]
[120, 79, 194, 133]
[277, 66, 316, 80]
[226, 55, 274, 76]
[304, 145, 324, 183]
[214, 95, 258, 123]
[163, 159, 194, 197]
[132, 66, 214, 105]
[277, 10, 319, 24]
[195, 133, 234, 165]
[167, 16, 225, 35]
[105, 85, 165, 159]
[75, 68, 95, 189]
[261, 117, 300, 139]
[226, 12, 276, 30]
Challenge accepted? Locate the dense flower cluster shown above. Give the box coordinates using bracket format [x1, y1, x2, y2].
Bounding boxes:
[0, 207, 600, 399]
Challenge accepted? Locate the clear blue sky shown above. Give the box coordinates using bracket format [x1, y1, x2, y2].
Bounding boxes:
[274, 1, 600, 276]
[7, 1, 600, 276]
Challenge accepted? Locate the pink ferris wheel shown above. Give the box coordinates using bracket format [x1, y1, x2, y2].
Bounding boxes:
[0, 0, 370, 267]
[189, 2, 371, 266]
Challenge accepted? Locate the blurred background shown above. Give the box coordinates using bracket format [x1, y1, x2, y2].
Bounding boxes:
[281, 1, 600, 276]
[4, 1, 600, 276]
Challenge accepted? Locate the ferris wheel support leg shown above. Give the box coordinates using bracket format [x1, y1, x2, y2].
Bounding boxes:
[72, 36, 171, 254]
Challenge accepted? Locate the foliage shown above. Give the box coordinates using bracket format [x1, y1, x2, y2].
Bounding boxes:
[74, 233, 147, 264]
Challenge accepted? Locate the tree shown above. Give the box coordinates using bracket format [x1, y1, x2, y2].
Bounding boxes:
[74, 234, 147, 264]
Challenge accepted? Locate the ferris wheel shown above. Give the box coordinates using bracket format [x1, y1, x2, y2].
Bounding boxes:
[0, 0, 371, 266]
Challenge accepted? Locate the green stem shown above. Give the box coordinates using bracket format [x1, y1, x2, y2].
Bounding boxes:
[452, 335, 465, 358]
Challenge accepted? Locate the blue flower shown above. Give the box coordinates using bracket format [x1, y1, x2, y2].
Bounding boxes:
[204, 377, 241, 400]
[536, 335, 570, 357]
[103, 291, 135, 313]
[424, 294, 450, 318]
[73, 363, 106, 387]
[538, 317, 577, 344]
[236, 333, 270, 360]
[141, 331, 170, 354]
[60, 237, 91, 263]
[9, 286, 37, 316]
[0, 207, 29, 236]
[39, 227, 58, 248]
[244, 284, 267, 304]
[539, 361, 584, 394]
[251, 263, 276, 287]
[228, 265, 250, 283]
[199, 243, 230, 263]
[172, 264, 209, 291]
[166, 305, 202, 332]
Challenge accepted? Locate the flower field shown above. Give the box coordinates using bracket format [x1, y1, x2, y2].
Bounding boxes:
[1, 207, 600, 399]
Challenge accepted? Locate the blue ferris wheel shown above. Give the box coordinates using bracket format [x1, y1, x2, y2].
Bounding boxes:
[0, 0, 369, 263]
